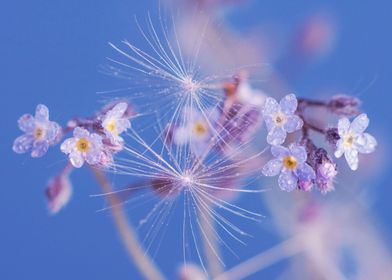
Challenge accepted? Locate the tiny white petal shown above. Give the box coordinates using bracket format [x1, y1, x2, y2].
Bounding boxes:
[262, 159, 283, 176]
[356, 133, 377, 154]
[351, 113, 369, 133]
[271, 145, 289, 159]
[61, 138, 76, 154]
[344, 148, 359, 171]
[263, 97, 279, 116]
[290, 144, 307, 163]
[279, 94, 298, 114]
[337, 117, 350, 136]
[334, 139, 345, 158]
[283, 115, 303, 133]
[267, 126, 286, 145]
[278, 171, 297, 192]
[69, 152, 84, 168]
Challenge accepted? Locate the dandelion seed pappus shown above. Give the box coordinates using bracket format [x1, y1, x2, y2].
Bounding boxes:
[91, 10, 269, 269]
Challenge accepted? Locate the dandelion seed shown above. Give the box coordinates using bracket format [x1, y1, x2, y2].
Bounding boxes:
[334, 113, 377, 170]
[13, 104, 61, 157]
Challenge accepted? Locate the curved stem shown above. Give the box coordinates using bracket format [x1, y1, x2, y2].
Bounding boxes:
[214, 237, 302, 280]
[90, 167, 166, 280]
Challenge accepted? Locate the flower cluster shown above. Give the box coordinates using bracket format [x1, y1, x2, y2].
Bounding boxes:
[262, 94, 377, 193]
[13, 102, 133, 212]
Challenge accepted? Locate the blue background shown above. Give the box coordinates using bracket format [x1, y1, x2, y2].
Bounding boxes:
[1, 0, 391, 279]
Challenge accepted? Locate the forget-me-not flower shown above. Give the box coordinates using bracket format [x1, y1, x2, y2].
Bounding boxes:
[13, 104, 61, 158]
[262, 144, 315, 192]
[334, 113, 377, 170]
[263, 94, 303, 145]
[60, 127, 104, 168]
[101, 102, 131, 145]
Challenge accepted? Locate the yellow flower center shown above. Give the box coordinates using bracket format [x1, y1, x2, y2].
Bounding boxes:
[344, 133, 354, 147]
[283, 156, 298, 170]
[34, 127, 45, 140]
[76, 138, 91, 153]
[106, 120, 118, 135]
[193, 122, 208, 136]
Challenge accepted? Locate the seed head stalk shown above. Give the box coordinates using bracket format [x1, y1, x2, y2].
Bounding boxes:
[90, 167, 166, 280]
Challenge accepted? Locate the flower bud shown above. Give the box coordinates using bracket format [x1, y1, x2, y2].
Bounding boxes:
[45, 167, 73, 214]
[327, 95, 360, 117]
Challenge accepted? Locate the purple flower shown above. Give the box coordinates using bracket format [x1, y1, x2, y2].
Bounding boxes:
[60, 127, 104, 168]
[45, 166, 73, 214]
[13, 104, 61, 158]
[262, 144, 315, 192]
[335, 113, 377, 170]
[101, 102, 131, 145]
[262, 94, 303, 145]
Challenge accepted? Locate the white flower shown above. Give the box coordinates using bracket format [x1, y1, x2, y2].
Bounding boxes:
[102, 102, 131, 145]
[262, 94, 303, 145]
[335, 113, 377, 170]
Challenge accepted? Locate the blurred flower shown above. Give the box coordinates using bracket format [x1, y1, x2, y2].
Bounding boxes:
[295, 13, 336, 58]
[219, 80, 265, 148]
[60, 127, 104, 168]
[13, 104, 61, 157]
[327, 95, 361, 117]
[334, 114, 377, 170]
[45, 165, 73, 214]
[173, 107, 218, 156]
[101, 102, 131, 145]
[262, 144, 315, 191]
[263, 94, 303, 145]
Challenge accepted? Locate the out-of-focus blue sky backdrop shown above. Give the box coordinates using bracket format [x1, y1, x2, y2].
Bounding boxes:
[1, 0, 391, 279]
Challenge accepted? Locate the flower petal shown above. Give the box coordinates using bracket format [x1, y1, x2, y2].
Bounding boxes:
[263, 97, 279, 116]
[279, 94, 298, 114]
[31, 141, 49, 158]
[73, 127, 89, 138]
[85, 150, 102, 165]
[337, 117, 350, 136]
[290, 144, 307, 163]
[271, 145, 289, 159]
[334, 139, 345, 158]
[262, 159, 283, 176]
[283, 115, 303, 133]
[111, 102, 128, 118]
[60, 138, 76, 154]
[46, 122, 61, 143]
[35, 104, 49, 121]
[264, 115, 276, 131]
[267, 126, 286, 145]
[13, 135, 34, 154]
[278, 170, 298, 192]
[69, 152, 84, 168]
[350, 113, 369, 133]
[356, 133, 377, 154]
[295, 163, 316, 181]
[344, 148, 359, 171]
[117, 119, 131, 133]
[18, 114, 35, 133]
